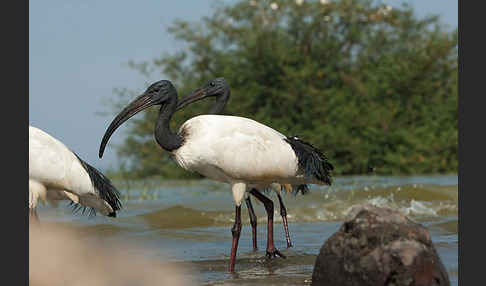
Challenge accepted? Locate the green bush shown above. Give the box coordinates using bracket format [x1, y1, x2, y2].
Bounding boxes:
[105, 0, 457, 178]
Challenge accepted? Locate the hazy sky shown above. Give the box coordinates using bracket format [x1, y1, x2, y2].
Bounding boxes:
[29, 0, 458, 171]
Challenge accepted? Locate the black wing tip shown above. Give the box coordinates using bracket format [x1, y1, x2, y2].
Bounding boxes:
[74, 153, 123, 214]
[284, 136, 334, 185]
[68, 201, 97, 217]
[68, 201, 118, 218]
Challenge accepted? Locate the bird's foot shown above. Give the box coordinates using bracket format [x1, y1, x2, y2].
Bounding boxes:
[266, 248, 286, 259]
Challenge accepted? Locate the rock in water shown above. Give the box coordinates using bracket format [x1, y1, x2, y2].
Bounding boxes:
[311, 204, 450, 286]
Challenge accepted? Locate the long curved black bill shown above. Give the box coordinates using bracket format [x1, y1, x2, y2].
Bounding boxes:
[99, 93, 154, 158]
[175, 88, 206, 111]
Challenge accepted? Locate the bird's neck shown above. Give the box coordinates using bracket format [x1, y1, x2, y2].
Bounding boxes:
[209, 99, 227, 114]
[208, 90, 229, 114]
[155, 95, 184, 152]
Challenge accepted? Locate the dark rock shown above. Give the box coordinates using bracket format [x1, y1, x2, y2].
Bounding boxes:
[311, 204, 450, 286]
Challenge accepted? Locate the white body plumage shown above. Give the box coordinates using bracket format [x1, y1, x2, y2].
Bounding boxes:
[172, 115, 326, 206]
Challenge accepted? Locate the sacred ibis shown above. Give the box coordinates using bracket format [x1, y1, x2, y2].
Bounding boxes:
[99, 80, 333, 272]
[176, 78, 309, 250]
[29, 125, 122, 222]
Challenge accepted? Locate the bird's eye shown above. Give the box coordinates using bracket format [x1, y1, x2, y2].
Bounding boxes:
[209, 82, 215, 87]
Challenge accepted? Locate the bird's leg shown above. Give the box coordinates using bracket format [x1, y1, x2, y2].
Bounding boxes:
[277, 193, 293, 248]
[245, 197, 258, 251]
[29, 208, 39, 224]
[229, 205, 242, 273]
[249, 188, 286, 259]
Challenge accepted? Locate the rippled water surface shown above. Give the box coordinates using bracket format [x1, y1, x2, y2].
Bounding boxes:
[37, 175, 458, 285]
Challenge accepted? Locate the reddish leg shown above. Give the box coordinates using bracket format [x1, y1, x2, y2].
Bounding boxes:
[277, 193, 293, 248]
[229, 205, 242, 272]
[249, 189, 285, 259]
[245, 197, 258, 251]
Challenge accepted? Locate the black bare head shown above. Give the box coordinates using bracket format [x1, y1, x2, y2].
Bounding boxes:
[99, 80, 177, 158]
[176, 78, 230, 113]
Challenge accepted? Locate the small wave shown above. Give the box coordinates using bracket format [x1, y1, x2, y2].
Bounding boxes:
[256, 184, 457, 223]
[110, 181, 458, 228]
[402, 200, 438, 216]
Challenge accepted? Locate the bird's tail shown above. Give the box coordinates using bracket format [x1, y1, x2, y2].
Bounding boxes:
[284, 136, 334, 185]
[74, 154, 122, 217]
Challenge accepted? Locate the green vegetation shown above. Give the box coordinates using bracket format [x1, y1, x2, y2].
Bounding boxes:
[105, 0, 457, 179]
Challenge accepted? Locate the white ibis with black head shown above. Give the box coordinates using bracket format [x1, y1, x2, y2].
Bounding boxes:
[176, 78, 310, 251]
[98, 80, 333, 272]
[29, 125, 121, 222]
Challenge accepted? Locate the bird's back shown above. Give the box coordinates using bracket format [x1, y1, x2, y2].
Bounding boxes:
[175, 115, 301, 184]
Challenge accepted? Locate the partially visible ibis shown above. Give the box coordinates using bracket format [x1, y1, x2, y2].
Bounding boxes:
[99, 80, 333, 272]
[29, 125, 122, 222]
[176, 78, 310, 250]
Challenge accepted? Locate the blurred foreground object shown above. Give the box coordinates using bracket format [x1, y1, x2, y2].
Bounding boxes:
[29, 224, 194, 286]
[311, 204, 450, 286]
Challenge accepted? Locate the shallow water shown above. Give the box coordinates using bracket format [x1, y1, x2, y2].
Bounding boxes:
[37, 175, 458, 285]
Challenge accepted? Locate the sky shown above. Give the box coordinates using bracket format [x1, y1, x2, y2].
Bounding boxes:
[29, 0, 458, 172]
